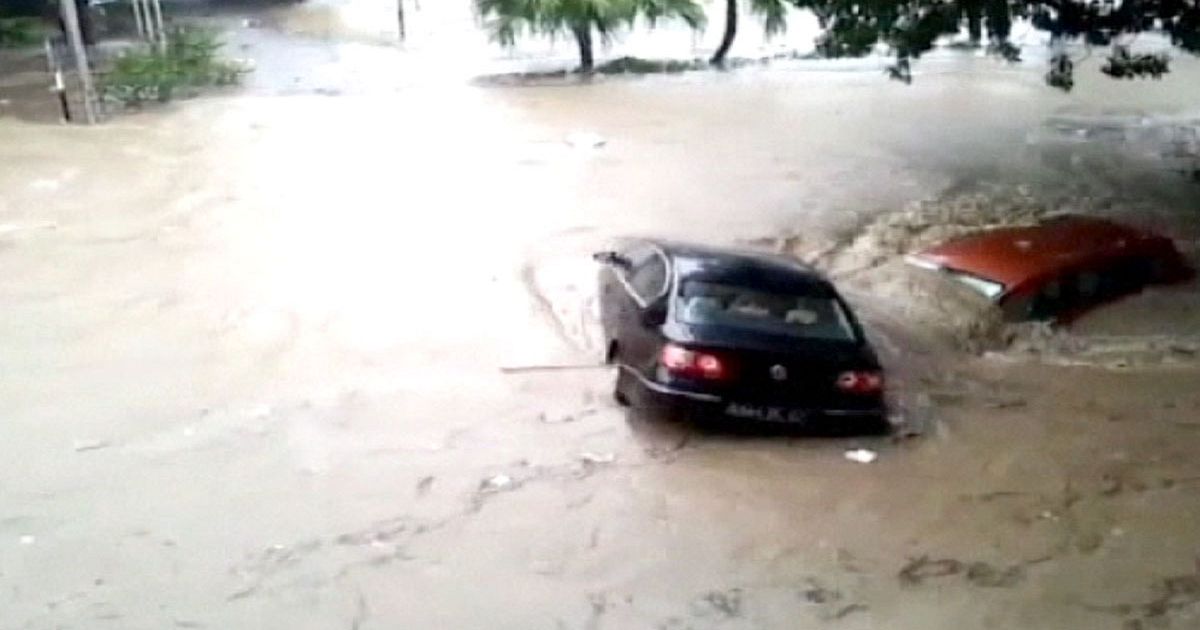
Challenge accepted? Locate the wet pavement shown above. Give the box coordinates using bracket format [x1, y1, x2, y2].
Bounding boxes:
[3, 2, 1200, 628]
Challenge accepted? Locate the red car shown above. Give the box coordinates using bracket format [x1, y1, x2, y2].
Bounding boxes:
[906, 215, 1192, 322]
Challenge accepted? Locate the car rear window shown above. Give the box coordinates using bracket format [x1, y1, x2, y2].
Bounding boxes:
[675, 280, 857, 341]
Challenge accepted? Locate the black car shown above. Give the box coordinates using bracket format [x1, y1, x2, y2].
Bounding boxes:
[595, 239, 887, 431]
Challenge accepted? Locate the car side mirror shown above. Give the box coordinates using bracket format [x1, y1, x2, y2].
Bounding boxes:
[592, 251, 631, 270]
[641, 302, 667, 326]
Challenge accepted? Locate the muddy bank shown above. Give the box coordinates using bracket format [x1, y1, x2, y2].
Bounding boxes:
[471, 52, 824, 87]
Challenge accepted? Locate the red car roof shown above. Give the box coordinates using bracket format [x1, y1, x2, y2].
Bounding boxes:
[912, 216, 1179, 295]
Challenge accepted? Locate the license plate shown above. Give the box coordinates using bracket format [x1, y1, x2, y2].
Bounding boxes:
[725, 403, 807, 423]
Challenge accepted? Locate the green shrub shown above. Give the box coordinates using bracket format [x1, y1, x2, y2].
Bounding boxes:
[0, 17, 45, 47]
[101, 25, 248, 105]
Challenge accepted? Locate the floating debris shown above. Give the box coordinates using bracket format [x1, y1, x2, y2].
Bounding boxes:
[899, 556, 963, 585]
[692, 588, 743, 618]
[826, 603, 869, 620]
[480, 473, 516, 492]
[965, 561, 1025, 587]
[800, 579, 844, 604]
[984, 397, 1028, 410]
[72, 439, 111, 452]
[844, 449, 878, 464]
[899, 555, 1026, 588]
[539, 408, 599, 424]
[565, 131, 607, 149]
[0, 221, 58, 236]
[501, 363, 605, 374]
[579, 452, 616, 465]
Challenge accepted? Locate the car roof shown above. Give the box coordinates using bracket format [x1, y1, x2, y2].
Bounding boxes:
[642, 239, 828, 287]
[912, 215, 1172, 292]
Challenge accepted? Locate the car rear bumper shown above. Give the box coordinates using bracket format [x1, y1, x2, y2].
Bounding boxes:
[623, 367, 886, 426]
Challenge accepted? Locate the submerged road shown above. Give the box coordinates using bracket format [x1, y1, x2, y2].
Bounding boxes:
[3, 12, 1200, 628]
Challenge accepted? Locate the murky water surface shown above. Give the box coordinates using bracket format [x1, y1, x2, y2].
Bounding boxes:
[2, 1, 1199, 628]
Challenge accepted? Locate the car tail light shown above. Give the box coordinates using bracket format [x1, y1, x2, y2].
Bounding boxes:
[660, 344, 728, 380]
[836, 370, 884, 394]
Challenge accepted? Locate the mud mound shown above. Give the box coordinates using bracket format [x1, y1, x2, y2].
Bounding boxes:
[770, 185, 1169, 277]
[840, 261, 1006, 354]
[767, 187, 1068, 354]
[822, 187, 1073, 276]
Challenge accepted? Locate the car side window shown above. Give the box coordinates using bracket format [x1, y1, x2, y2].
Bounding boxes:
[1009, 256, 1159, 322]
[628, 253, 668, 305]
[1029, 278, 1069, 320]
[1077, 271, 1101, 302]
[1097, 256, 1152, 299]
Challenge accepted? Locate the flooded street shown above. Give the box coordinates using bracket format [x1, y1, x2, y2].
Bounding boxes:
[2, 1, 1200, 628]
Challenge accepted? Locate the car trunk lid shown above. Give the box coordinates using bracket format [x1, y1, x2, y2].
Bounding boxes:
[665, 324, 879, 406]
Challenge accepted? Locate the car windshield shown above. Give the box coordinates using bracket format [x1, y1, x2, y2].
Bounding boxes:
[675, 280, 858, 341]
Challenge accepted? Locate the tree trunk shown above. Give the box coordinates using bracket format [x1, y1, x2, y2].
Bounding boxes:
[572, 25, 594, 72]
[963, 0, 982, 43]
[985, 0, 1011, 41]
[52, 0, 95, 46]
[75, 0, 95, 46]
[710, 0, 737, 65]
[397, 0, 406, 42]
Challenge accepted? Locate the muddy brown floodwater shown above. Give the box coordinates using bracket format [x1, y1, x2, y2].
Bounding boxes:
[2, 1, 1200, 629]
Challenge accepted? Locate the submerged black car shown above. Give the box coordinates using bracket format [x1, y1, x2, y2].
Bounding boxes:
[595, 239, 887, 431]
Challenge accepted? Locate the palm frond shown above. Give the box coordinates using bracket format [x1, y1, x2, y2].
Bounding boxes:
[639, 0, 706, 30]
[750, 0, 788, 37]
[475, 0, 705, 53]
[476, 0, 571, 42]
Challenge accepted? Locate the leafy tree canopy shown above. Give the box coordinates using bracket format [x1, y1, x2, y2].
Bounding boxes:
[791, 0, 1200, 89]
[476, 0, 705, 70]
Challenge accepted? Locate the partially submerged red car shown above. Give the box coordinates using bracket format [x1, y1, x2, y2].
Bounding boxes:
[906, 215, 1193, 322]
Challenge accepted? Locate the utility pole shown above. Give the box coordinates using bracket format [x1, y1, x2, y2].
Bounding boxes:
[59, 0, 98, 123]
[131, 0, 166, 45]
[150, 0, 167, 51]
[397, 0, 407, 42]
[131, 0, 147, 39]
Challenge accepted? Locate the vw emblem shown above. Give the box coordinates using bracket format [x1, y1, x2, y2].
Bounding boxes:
[769, 364, 788, 381]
